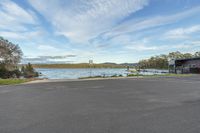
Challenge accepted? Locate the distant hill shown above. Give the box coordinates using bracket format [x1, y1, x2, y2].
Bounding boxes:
[32, 63, 137, 68]
[119, 63, 138, 67]
[33, 63, 123, 68]
[101, 62, 117, 65]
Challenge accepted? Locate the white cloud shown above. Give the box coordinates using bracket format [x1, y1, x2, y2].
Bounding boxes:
[0, 30, 44, 40]
[28, 0, 149, 42]
[22, 55, 76, 64]
[0, 31, 25, 40]
[164, 25, 200, 39]
[126, 44, 159, 51]
[37, 45, 65, 56]
[36, 44, 89, 57]
[0, 0, 43, 43]
[125, 40, 200, 52]
[102, 6, 200, 39]
[0, 0, 38, 31]
[38, 45, 59, 51]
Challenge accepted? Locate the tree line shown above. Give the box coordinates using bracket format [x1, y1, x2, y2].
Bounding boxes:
[33, 63, 125, 68]
[138, 51, 200, 69]
[0, 37, 38, 79]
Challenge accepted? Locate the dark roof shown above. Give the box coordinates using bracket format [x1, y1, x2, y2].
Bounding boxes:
[175, 57, 200, 62]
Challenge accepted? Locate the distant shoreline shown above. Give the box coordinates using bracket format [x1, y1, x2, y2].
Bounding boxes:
[31, 63, 129, 69]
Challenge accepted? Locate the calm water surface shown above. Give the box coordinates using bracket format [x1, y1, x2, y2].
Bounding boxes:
[36, 68, 169, 79]
[36, 68, 127, 79]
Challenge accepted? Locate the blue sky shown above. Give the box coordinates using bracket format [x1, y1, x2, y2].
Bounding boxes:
[1, 0, 200, 63]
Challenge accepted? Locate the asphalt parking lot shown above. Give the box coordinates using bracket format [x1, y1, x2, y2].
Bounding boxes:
[1, 76, 200, 133]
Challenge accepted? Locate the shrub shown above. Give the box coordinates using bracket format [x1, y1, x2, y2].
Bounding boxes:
[0, 66, 21, 79]
[21, 63, 39, 78]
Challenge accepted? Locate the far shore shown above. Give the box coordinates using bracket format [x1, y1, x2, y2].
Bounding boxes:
[31, 63, 128, 69]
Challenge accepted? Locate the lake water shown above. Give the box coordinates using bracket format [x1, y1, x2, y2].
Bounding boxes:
[36, 68, 127, 79]
[36, 68, 169, 79]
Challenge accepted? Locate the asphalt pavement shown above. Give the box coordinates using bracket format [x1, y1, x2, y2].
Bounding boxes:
[1, 76, 200, 133]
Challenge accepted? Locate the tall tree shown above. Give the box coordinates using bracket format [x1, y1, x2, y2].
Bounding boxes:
[183, 53, 193, 59]
[168, 51, 183, 59]
[0, 37, 23, 70]
[194, 52, 200, 57]
[138, 51, 197, 69]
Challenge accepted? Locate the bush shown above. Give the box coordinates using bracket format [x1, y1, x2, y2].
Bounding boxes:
[0, 62, 39, 79]
[0, 67, 8, 79]
[21, 63, 39, 78]
[0, 66, 21, 79]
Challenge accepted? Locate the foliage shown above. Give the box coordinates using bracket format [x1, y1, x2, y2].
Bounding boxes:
[127, 73, 143, 77]
[21, 63, 39, 78]
[79, 75, 103, 79]
[168, 51, 193, 59]
[79, 74, 123, 79]
[0, 62, 21, 79]
[194, 51, 200, 57]
[138, 55, 168, 69]
[138, 51, 200, 69]
[111, 74, 123, 77]
[0, 37, 23, 78]
[0, 37, 23, 70]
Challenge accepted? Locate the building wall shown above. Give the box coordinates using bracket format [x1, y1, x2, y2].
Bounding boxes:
[176, 59, 200, 74]
[182, 60, 200, 67]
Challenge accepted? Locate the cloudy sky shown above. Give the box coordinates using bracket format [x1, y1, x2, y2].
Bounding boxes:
[1, 0, 200, 63]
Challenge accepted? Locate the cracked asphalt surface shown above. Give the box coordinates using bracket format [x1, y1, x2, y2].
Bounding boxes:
[1, 76, 200, 133]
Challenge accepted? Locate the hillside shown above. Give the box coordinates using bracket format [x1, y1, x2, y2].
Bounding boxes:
[32, 63, 130, 68]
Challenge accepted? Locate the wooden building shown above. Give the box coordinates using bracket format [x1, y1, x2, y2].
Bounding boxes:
[169, 57, 200, 74]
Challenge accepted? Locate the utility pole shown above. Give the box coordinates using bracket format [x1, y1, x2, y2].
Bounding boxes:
[89, 60, 93, 77]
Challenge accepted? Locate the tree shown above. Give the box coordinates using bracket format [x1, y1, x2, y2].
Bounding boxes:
[168, 51, 183, 59]
[182, 53, 193, 59]
[0, 37, 23, 78]
[0, 36, 23, 70]
[194, 52, 200, 57]
[138, 51, 195, 69]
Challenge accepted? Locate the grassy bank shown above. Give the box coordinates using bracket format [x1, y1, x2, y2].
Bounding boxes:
[127, 73, 193, 77]
[0, 79, 31, 85]
[79, 74, 123, 79]
[79, 73, 193, 79]
[32, 63, 126, 69]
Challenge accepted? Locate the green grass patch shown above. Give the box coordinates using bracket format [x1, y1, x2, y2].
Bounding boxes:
[79, 74, 124, 79]
[79, 76, 103, 79]
[127, 73, 193, 77]
[158, 74, 193, 77]
[80, 73, 193, 79]
[110, 74, 123, 77]
[0, 79, 31, 85]
[149, 73, 193, 77]
[127, 73, 143, 77]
